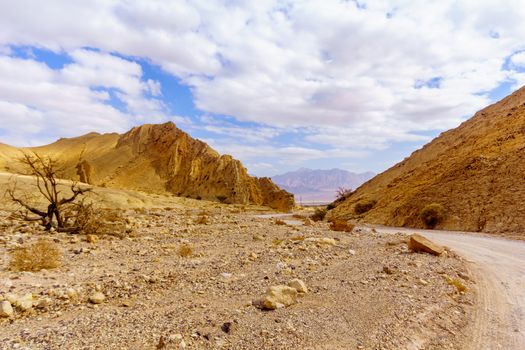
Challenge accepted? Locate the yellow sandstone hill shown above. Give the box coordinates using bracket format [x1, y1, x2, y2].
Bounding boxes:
[330, 86, 525, 234]
[0, 122, 294, 211]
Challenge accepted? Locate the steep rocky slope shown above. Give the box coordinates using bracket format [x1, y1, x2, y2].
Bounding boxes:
[330, 86, 525, 234]
[0, 122, 294, 211]
[272, 168, 374, 202]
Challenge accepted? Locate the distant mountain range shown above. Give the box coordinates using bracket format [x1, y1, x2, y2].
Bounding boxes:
[272, 168, 375, 203]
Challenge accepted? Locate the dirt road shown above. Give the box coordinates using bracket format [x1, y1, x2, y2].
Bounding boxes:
[374, 226, 525, 350]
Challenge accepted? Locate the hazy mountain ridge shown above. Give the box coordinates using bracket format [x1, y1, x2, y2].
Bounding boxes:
[272, 168, 374, 202]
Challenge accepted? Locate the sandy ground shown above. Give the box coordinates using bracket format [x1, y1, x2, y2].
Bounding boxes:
[0, 207, 475, 350]
[373, 226, 525, 350]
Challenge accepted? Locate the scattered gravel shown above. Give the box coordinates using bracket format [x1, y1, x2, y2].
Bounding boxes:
[0, 207, 475, 349]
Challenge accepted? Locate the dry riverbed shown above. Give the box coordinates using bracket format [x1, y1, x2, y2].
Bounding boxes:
[0, 207, 475, 349]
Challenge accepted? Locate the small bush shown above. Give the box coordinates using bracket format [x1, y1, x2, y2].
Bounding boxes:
[195, 214, 209, 225]
[216, 195, 228, 203]
[420, 203, 445, 228]
[446, 276, 466, 293]
[274, 219, 286, 225]
[178, 244, 193, 257]
[69, 202, 129, 238]
[10, 238, 61, 271]
[311, 208, 327, 222]
[329, 219, 355, 232]
[354, 200, 377, 215]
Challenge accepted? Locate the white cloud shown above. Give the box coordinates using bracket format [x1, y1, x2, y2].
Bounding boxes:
[1, 0, 525, 170]
[511, 51, 525, 68]
[0, 50, 172, 145]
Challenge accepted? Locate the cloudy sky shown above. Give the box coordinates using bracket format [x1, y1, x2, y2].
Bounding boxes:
[1, 0, 525, 176]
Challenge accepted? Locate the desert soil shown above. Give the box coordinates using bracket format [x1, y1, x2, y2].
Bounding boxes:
[373, 226, 525, 350]
[0, 205, 476, 350]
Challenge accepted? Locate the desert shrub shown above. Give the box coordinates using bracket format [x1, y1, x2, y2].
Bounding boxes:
[195, 214, 209, 225]
[216, 195, 228, 203]
[67, 202, 130, 238]
[354, 199, 377, 215]
[292, 214, 305, 219]
[178, 244, 193, 257]
[446, 276, 466, 293]
[10, 238, 61, 271]
[326, 203, 336, 210]
[329, 219, 355, 232]
[311, 208, 327, 222]
[420, 203, 445, 228]
[274, 219, 286, 225]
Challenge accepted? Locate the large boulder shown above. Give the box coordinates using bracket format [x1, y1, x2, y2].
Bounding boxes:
[408, 234, 444, 256]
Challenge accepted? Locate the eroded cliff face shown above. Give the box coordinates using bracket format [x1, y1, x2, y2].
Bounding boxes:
[329, 86, 525, 234]
[0, 122, 294, 211]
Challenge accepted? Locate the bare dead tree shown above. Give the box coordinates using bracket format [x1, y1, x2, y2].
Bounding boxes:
[6, 153, 91, 232]
[335, 187, 353, 200]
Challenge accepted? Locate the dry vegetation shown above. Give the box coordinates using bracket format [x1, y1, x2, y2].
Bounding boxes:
[354, 199, 377, 215]
[310, 208, 327, 222]
[0, 203, 476, 350]
[7, 153, 90, 232]
[177, 244, 193, 257]
[9, 238, 61, 272]
[420, 203, 446, 228]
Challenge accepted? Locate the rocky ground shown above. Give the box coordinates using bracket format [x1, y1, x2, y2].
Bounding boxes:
[0, 205, 475, 350]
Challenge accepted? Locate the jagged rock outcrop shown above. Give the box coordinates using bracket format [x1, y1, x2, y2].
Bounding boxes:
[0, 122, 294, 211]
[330, 86, 525, 234]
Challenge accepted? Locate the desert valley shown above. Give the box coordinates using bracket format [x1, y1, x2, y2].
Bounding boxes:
[1, 1, 525, 350]
[1, 89, 525, 349]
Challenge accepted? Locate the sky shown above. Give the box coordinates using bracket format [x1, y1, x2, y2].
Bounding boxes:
[1, 1, 525, 177]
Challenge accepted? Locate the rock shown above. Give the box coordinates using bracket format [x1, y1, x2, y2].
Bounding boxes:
[89, 292, 105, 304]
[288, 279, 308, 294]
[0, 300, 13, 317]
[348, 249, 356, 255]
[383, 266, 395, 275]
[305, 237, 337, 245]
[257, 285, 298, 310]
[221, 322, 232, 334]
[249, 252, 258, 261]
[0, 122, 294, 210]
[303, 218, 314, 226]
[220, 272, 232, 279]
[35, 298, 52, 310]
[66, 288, 78, 299]
[15, 294, 35, 311]
[86, 234, 99, 243]
[5, 293, 17, 304]
[408, 234, 444, 256]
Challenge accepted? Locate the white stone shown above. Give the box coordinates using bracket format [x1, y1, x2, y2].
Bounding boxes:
[288, 279, 308, 294]
[0, 301, 13, 317]
[15, 294, 35, 311]
[89, 292, 105, 304]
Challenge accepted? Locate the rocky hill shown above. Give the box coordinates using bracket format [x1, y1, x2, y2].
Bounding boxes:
[0, 122, 294, 211]
[272, 168, 374, 203]
[329, 86, 525, 234]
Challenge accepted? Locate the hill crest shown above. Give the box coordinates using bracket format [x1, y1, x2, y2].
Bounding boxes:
[0, 122, 294, 211]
